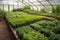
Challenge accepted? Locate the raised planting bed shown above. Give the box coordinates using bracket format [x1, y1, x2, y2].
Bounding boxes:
[6, 12, 44, 28]
[30, 19, 60, 40]
[16, 26, 48, 40]
[6, 15, 60, 40]
[12, 6, 60, 19]
[9, 25, 20, 40]
[39, 14, 60, 20]
[18, 9, 60, 20]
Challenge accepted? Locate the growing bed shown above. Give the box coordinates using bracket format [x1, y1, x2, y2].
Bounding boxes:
[16, 18, 60, 40]
[5, 11, 60, 40]
[6, 12, 44, 28]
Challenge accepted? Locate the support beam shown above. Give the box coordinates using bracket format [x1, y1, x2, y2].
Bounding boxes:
[46, 0, 54, 13]
[37, 0, 48, 12]
[0, 4, 60, 6]
[28, 0, 38, 11]
[19, 0, 34, 9]
[46, 0, 53, 6]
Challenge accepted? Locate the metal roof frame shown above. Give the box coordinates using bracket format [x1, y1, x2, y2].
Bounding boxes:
[0, 0, 60, 11]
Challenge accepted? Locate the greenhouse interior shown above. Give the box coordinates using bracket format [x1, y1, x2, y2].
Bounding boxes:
[0, 0, 60, 40]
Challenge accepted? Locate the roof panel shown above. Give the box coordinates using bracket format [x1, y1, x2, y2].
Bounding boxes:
[50, 0, 60, 5]
[0, 0, 60, 6]
[41, 1, 50, 5]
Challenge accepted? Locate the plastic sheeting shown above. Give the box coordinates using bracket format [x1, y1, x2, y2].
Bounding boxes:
[0, 0, 60, 11]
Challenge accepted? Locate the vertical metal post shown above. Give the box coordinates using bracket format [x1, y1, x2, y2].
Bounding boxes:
[8, 5, 10, 11]
[3, 4, 4, 10]
[13, 1, 14, 9]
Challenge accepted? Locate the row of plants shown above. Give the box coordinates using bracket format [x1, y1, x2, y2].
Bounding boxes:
[16, 17, 60, 40]
[16, 26, 48, 40]
[6, 12, 44, 28]
[30, 18, 60, 40]
[5, 9, 60, 40]
[0, 6, 60, 40]
[13, 6, 40, 15]
[13, 6, 60, 17]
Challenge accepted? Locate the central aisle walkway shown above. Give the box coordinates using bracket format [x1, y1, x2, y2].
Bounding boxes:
[0, 20, 15, 40]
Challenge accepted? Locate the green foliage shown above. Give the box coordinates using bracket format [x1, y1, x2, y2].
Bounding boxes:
[52, 26, 60, 34]
[22, 6, 31, 10]
[30, 23, 55, 36]
[0, 9, 6, 14]
[31, 19, 59, 31]
[49, 34, 60, 40]
[30, 19, 60, 40]
[6, 12, 44, 27]
[56, 5, 60, 13]
[16, 26, 48, 40]
[13, 6, 40, 14]
[0, 9, 6, 20]
[22, 8, 39, 14]
[52, 6, 60, 16]
[32, 20, 57, 30]
[22, 6, 47, 14]
[13, 6, 31, 12]
[13, 5, 60, 17]
[16, 26, 34, 35]
[30, 23, 42, 30]
[40, 8, 47, 13]
[52, 7, 56, 13]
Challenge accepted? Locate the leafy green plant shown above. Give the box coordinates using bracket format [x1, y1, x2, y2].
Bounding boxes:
[16, 26, 48, 40]
[21, 8, 39, 14]
[13, 6, 31, 12]
[30, 23, 54, 36]
[6, 12, 44, 28]
[22, 6, 31, 10]
[31, 19, 59, 30]
[13, 5, 60, 17]
[49, 34, 60, 40]
[52, 5, 60, 16]
[52, 26, 60, 34]
[30, 23, 42, 30]
[30, 19, 60, 40]
[35, 21, 53, 29]
[52, 7, 56, 13]
[56, 5, 60, 13]
[13, 6, 40, 14]
[40, 8, 47, 13]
